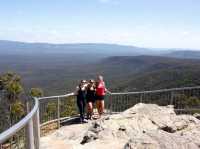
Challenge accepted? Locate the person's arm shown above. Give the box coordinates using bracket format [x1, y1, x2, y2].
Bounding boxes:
[84, 83, 89, 90]
[105, 88, 112, 94]
[104, 82, 112, 94]
[71, 86, 79, 95]
[68, 92, 75, 96]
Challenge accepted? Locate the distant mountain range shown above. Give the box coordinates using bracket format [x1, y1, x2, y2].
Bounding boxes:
[1, 40, 200, 59]
[95, 55, 200, 91]
[1, 40, 200, 94]
[0, 49, 200, 94]
[0, 40, 152, 56]
[164, 50, 200, 59]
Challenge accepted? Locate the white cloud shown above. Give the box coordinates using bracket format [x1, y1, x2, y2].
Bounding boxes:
[182, 31, 190, 35]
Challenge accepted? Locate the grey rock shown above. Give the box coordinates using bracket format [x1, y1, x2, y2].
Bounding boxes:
[194, 113, 200, 120]
[41, 103, 200, 149]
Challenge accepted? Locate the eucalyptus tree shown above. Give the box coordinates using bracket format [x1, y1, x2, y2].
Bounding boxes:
[0, 72, 25, 131]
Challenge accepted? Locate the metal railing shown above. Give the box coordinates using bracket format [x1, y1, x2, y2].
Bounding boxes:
[0, 98, 40, 149]
[37, 93, 77, 135]
[106, 86, 200, 114]
[0, 86, 200, 149]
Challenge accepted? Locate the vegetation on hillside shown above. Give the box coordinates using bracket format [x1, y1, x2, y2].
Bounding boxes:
[0, 72, 45, 132]
[1, 55, 200, 95]
[0, 72, 25, 132]
[0, 72, 78, 133]
[1, 54, 200, 133]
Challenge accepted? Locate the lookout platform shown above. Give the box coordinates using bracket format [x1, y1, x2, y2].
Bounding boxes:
[0, 86, 200, 149]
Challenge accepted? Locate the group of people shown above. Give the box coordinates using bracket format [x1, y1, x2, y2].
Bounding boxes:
[74, 75, 110, 123]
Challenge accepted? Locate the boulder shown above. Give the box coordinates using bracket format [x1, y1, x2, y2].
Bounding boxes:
[194, 113, 200, 120]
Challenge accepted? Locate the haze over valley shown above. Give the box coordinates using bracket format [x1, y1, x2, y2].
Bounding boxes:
[1, 40, 200, 95]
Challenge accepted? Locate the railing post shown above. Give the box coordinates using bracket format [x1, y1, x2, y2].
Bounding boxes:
[140, 93, 143, 103]
[57, 97, 60, 128]
[170, 91, 174, 105]
[33, 99, 40, 149]
[109, 94, 113, 114]
[26, 102, 35, 149]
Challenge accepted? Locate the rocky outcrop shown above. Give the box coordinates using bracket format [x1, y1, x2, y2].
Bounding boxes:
[41, 103, 200, 149]
[194, 113, 200, 120]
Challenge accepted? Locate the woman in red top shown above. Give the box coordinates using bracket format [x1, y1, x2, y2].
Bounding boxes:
[96, 75, 111, 118]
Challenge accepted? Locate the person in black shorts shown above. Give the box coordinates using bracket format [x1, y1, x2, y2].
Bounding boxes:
[74, 80, 88, 123]
[95, 75, 111, 118]
[86, 79, 96, 119]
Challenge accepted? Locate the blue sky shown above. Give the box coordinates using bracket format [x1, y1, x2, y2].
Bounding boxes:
[0, 0, 200, 49]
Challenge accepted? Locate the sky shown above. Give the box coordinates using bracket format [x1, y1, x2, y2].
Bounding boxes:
[0, 0, 200, 49]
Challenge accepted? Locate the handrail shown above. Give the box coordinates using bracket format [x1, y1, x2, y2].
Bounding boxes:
[37, 86, 200, 101]
[0, 98, 39, 144]
[110, 86, 200, 95]
[37, 93, 74, 100]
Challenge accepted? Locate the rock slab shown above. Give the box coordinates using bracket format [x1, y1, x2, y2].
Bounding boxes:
[41, 103, 200, 149]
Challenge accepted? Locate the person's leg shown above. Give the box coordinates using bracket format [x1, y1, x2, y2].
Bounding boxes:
[82, 99, 85, 120]
[96, 100, 100, 115]
[87, 102, 90, 119]
[77, 99, 83, 122]
[101, 100, 105, 114]
[98, 100, 102, 118]
[90, 101, 94, 115]
[89, 102, 92, 113]
[99, 100, 104, 116]
[87, 102, 92, 119]
[87, 102, 89, 118]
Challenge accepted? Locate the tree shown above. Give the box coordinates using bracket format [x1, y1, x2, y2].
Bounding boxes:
[186, 96, 200, 108]
[0, 72, 24, 130]
[60, 96, 77, 117]
[10, 100, 25, 124]
[0, 72, 23, 101]
[30, 88, 43, 97]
